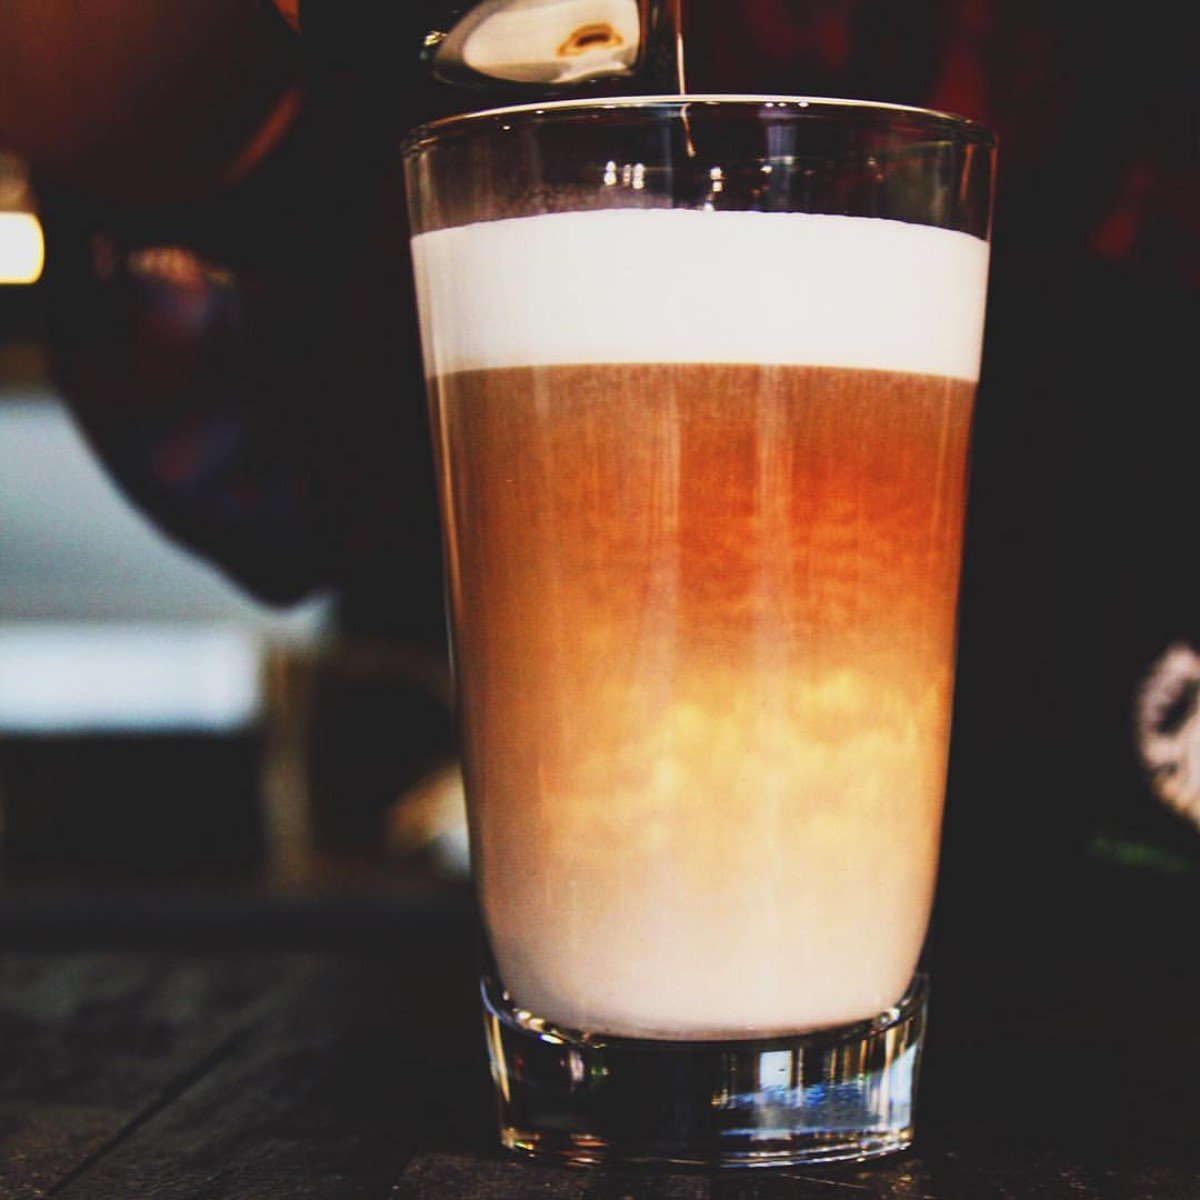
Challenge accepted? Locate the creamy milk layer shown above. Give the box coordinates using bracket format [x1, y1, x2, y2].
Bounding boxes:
[415, 209, 988, 1039]
[412, 208, 989, 382]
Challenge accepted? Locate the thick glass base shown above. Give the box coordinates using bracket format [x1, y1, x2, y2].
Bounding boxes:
[482, 972, 927, 1170]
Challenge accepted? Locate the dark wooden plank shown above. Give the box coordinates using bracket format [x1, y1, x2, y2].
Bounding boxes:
[397, 1153, 763, 1200]
[50, 925, 487, 1200]
[0, 952, 313, 1199]
[394, 1150, 1107, 1200]
[1090, 1167, 1200, 1200]
[394, 1152, 946, 1199]
[911, 984, 1200, 1200]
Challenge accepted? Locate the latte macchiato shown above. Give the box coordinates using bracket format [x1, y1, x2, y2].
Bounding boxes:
[413, 209, 988, 1039]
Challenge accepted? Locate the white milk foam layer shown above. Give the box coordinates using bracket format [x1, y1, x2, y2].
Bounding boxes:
[412, 209, 989, 382]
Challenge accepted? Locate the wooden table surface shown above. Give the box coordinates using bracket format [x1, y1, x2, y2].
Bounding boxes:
[3, 862, 1200, 1199]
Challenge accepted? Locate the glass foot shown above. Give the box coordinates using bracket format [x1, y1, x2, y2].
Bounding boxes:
[482, 972, 927, 1169]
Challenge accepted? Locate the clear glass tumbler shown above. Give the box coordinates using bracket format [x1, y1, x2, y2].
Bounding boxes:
[402, 95, 995, 1168]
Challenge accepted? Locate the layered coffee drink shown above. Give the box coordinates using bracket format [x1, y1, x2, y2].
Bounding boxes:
[413, 208, 988, 1039]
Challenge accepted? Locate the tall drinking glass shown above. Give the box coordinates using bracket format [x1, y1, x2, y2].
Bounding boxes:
[402, 96, 994, 1168]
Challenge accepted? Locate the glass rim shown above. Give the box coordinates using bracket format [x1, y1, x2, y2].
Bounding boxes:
[401, 94, 996, 157]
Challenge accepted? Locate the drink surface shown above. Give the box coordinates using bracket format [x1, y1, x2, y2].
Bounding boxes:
[414, 210, 986, 1038]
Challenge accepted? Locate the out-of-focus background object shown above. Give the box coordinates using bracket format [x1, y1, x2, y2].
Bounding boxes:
[0, 373, 467, 930]
[0, 271, 466, 912]
[1, 136, 466, 924]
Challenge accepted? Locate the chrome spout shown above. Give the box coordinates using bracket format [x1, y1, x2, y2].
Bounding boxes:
[423, 0, 684, 95]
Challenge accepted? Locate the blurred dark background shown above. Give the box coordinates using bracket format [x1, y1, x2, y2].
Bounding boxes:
[1, 0, 1198, 974]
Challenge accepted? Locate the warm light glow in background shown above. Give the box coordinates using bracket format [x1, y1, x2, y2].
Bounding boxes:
[0, 212, 44, 285]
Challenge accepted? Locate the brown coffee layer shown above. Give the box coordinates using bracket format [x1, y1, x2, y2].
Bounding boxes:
[431, 363, 974, 1037]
